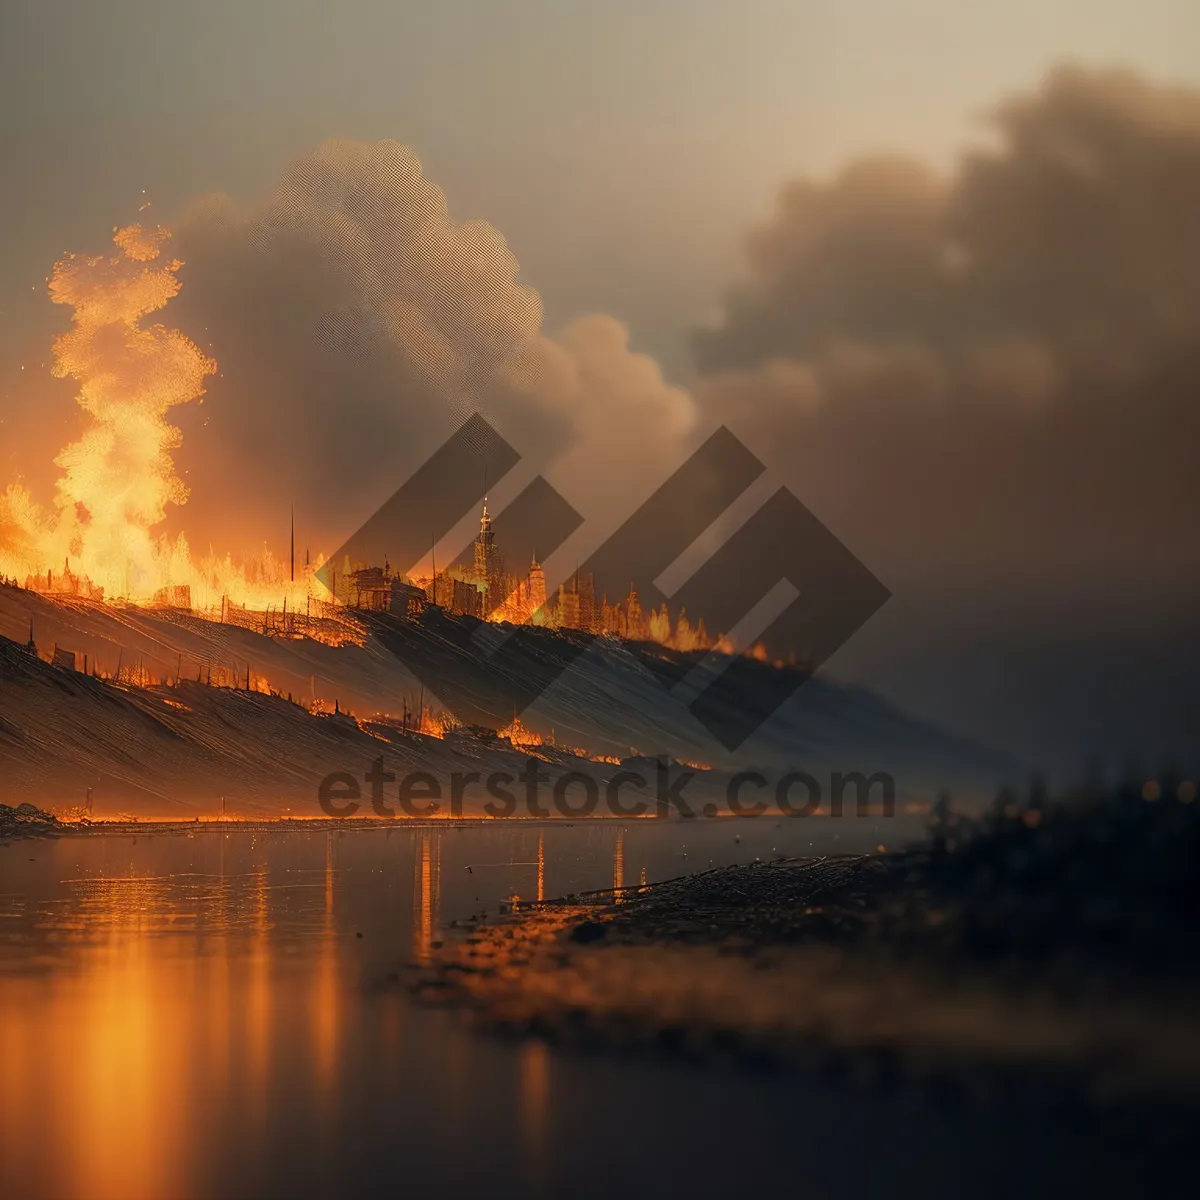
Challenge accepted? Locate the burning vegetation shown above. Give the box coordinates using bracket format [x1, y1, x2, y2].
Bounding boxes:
[0, 222, 764, 666]
[0, 224, 310, 611]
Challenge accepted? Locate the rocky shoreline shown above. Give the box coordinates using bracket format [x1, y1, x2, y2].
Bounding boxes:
[0, 802, 61, 841]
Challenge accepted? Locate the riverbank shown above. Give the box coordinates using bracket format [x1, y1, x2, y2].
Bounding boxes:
[410, 778, 1200, 1117]
[0, 802, 62, 841]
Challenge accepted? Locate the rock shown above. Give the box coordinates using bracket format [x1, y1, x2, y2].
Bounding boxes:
[570, 921, 608, 944]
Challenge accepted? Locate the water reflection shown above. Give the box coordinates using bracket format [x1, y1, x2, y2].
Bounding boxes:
[313, 833, 339, 1095]
[519, 1038, 550, 1190]
[10, 870, 193, 1200]
[412, 831, 442, 964]
[246, 864, 271, 1126]
[0, 816, 914, 1200]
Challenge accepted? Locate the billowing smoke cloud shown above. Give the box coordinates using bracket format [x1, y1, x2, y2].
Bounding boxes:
[9, 68, 1192, 766]
[168, 141, 694, 560]
[693, 66, 1200, 766]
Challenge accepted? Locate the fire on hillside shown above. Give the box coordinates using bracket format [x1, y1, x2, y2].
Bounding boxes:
[0, 223, 769, 661]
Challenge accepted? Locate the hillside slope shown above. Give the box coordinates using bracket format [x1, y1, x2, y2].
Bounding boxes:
[0, 588, 1015, 814]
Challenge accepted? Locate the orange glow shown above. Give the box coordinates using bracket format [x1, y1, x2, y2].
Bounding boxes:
[245, 864, 272, 1126]
[0, 223, 770, 669]
[0, 874, 191, 1200]
[0, 224, 332, 616]
[412, 831, 441, 962]
[417, 707, 455, 738]
[312, 834, 339, 1094]
[518, 1038, 550, 1188]
[500, 713, 543, 747]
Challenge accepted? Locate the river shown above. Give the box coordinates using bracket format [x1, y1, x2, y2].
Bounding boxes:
[0, 816, 1179, 1198]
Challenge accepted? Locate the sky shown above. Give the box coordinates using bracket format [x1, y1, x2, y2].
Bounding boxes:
[2, 1, 1198, 768]
[3, 0, 1198, 374]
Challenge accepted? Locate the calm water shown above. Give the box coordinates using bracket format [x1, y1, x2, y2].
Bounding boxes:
[0, 816, 1184, 1199]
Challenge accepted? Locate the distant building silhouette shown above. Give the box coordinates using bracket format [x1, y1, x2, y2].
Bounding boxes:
[341, 498, 719, 653]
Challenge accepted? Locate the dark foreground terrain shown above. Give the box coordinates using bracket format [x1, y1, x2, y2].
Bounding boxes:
[412, 777, 1200, 1128]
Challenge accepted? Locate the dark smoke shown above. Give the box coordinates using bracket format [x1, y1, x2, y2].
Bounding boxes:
[693, 66, 1200, 769]
[168, 140, 693, 559]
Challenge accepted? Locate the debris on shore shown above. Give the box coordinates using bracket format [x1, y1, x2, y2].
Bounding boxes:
[0, 802, 61, 841]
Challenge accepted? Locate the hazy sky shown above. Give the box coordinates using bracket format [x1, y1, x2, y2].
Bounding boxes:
[2, 2, 1198, 767]
[2, 0, 1198, 376]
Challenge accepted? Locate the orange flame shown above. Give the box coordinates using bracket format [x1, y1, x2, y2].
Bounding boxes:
[0, 222, 775, 669]
[499, 713, 543, 747]
[0, 224, 323, 614]
[417, 708, 457, 738]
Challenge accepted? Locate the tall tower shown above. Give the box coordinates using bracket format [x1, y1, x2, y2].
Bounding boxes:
[529, 554, 546, 618]
[474, 499, 495, 585]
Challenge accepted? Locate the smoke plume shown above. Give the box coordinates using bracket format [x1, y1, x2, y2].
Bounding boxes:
[692, 65, 1200, 765]
[170, 140, 695, 558]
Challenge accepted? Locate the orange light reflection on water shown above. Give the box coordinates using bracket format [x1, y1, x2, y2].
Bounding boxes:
[411, 831, 441, 964]
[0, 844, 351, 1200]
[312, 834, 340, 1097]
[3, 876, 189, 1200]
[519, 1038, 550, 1190]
